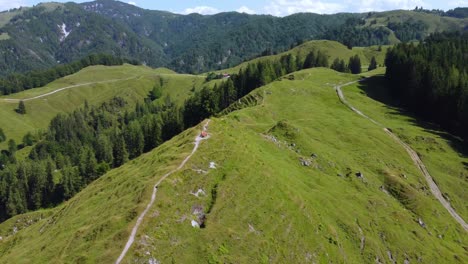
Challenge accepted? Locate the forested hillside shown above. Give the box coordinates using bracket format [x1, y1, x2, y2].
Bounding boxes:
[0, 43, 339, 222]
[0, 0, 465, 76]
[0, 54, 139, 95]
[0, 94, 184, 221]
[385, 32, 468, 140]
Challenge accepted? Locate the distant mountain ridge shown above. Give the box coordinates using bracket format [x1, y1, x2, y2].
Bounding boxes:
[0, 0, 466, 76]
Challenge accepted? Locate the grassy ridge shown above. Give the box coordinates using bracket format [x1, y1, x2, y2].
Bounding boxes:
[0, 64, 204, 149]
[217, 40, 390, 74]
[127, 68, 466, 263]
[0, 125, 203, 263]
[1, 68, 465, 263]
[366, 10, 468, 33]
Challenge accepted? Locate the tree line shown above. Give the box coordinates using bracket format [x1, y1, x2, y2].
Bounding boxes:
[387, 19, 428, 42]
[322, 18, 391, 48]
[0, 54, 139, 96]
[385, 31, 468, 140]
[0, 85, 181, 221]
[330, 54, 376, 74]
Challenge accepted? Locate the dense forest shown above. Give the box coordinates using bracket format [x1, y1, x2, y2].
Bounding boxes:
[385, 32, 468, 140]
[0, 54, 139, 95]
[322, 18, 391, 48]
[387, 19, 429, 42]
[0, 90, 182, 221]
[0, 1, 464, 76]
[0, 48, 347, 221]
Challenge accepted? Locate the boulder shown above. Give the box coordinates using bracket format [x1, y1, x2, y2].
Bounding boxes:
[191, 220, 200, 228]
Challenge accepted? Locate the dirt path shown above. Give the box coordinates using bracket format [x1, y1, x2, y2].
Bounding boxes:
[335, 80, 468, 232]
[115, 120, 211, 264]
[0, 77, 137, 103]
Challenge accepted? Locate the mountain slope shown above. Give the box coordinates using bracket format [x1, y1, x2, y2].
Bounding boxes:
[0, 0, 465, 76]
[0, 68, 466, 263]
[0, 64, 205, 149]
[219, 40, 389, 74]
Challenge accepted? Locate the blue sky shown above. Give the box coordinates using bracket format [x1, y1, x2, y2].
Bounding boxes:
[1, 0, 466, 15]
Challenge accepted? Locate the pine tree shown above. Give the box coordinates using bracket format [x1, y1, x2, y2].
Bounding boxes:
[303, 51, 316, 69]
[141, 115, 162, 152]
[22, 132, 35, 146]
[112, 131, 128, 167]
[340, 59, 348, 73]
[368, 56, 377, 71]
[96, 134, 113, 164]
[331, 58, 341, 72]
[79, 147, 98, 182]
[331, 58, 347, 73]
[124, 120, 145, 159]
[348, 55, 362, 74]
[43, 159, 55, 207]
[8, 139, 17, 155]
[316, 51, 329, 67]
[17, 100, 26, 114]
[28, 162, 46, 210]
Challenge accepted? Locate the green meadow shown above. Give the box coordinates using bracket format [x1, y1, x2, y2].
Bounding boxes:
[1, 68, 465, 263]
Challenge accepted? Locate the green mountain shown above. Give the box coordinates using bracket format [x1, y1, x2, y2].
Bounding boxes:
[0, 39, 381, 151]
[0, 63, 207, 150]
[0, 66, 466, 263]
[0, 3, 466, 262]
[0, 0, 465, 76]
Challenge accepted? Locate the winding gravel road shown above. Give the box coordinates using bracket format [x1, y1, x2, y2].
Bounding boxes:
[0, 77, 137, 103]
[115, 120, 211, 264]
[335, 79, 468, 232]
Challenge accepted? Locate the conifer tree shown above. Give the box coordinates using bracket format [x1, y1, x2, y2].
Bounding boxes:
[368, 56, 377, 71]
[303, 51, 316, 69]
[348, 55, 362, 74]
[112, 131, 128, 167]
[8, 139, 17, 155]
[17, 100, 26, 114]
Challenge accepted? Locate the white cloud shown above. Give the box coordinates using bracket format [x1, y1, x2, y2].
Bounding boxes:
[448, 0, 468, 8]
[127, 1, 136, 6]
[237, 6, 256, 14]
[351, 0, 427, 12]
[264, 0, 344, 16]
[182, 6, 220, 15]
[0, 0, 26, 12]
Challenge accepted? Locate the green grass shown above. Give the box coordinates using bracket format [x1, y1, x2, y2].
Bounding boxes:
[343, 75, 468, 222]
[1, 68, 465, 263]
[0, 64, 205, 149]
[366, 10, 467, 34]
[217, 40, 390, 75]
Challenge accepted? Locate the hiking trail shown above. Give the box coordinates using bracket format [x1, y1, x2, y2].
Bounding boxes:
[115, 120, 211, 264]
[335, 79, 468, 232]
[0, 77, 137, 103]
